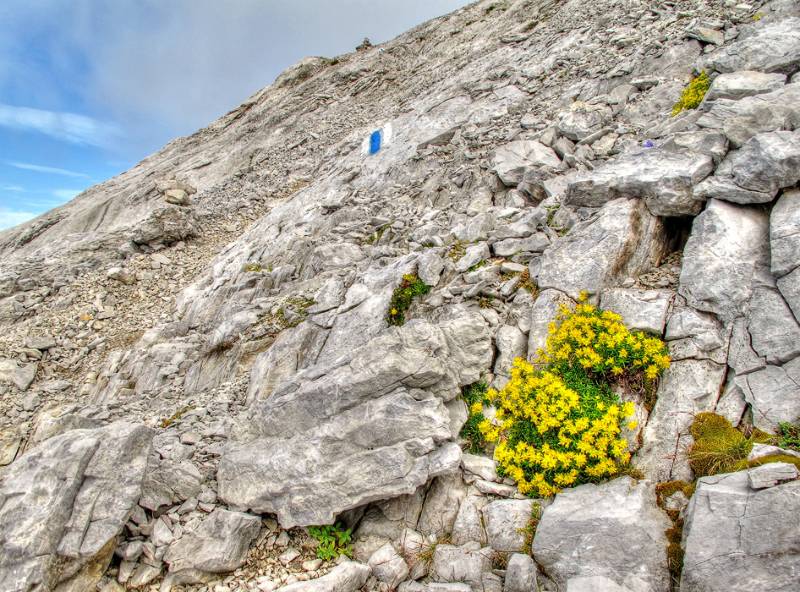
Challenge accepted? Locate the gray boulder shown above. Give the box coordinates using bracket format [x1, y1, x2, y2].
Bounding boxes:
[565, 149, 714, 216]
[697, 83, 800, 147]
[532, 477, 671, 592]
[430, 544, 493, 590]
[527, 289, 575, 359]
[368, 542, 410, 588]
[704, 70, 787, 102]
[694, 130, 800, 205]
[778, 267, 800, 322]
[504, 554, 537, 592]
[0, 423, 152, 592]
[679, 199, 769, 322]
[708, 17, 800, 74]
[492, 141, 561, 187]
[274, 561, 371, 592]
[681, 469, 800, 591]
[747, 286, 800, 364]
[599, 289, 673, 335]
[739, 359, 800, 432]
[538, 199, 667, 300]
[164, 508, 261, 582]
[218, 314, 492, 527]
[482, 499, 535, 553]
[770, 189, 800, 278]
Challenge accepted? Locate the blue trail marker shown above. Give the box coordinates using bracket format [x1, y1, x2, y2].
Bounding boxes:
[369, 130, 383, 155]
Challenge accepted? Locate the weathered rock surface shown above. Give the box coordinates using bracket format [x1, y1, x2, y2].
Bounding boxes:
[218, 314, 491, 527]
[492, 141, 561, 187]
[533, 477, 671, 592]
[708, 17, 800, 74]
[565, 149, 714, 216]
[274, 561, 371, 592]
[681, 469, 800, 592]
[770, 189, 800, 279]
[0, 423, 152, 592]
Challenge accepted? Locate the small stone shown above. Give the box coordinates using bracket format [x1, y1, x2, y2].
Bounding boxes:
[302, 558, 323, 571]
[748, 462, 799, 490]
[279, 547, 301, 566]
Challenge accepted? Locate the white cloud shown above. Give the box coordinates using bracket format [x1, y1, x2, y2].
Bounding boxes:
[0, 103, 122, 147]
[5, 161, 89, 178]
[0, 185, 24, 192]
[52, 189, 82, 200]
[0, 208, 37, 231]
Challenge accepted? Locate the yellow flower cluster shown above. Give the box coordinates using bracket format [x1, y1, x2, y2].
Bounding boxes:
[478, 359, 635, 497]
[469, 299, 670, 497]
[540, 301, 670, 381]
[671, 71, 711, 116]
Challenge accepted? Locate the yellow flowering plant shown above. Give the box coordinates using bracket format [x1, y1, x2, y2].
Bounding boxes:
[472, 298, 670, 497]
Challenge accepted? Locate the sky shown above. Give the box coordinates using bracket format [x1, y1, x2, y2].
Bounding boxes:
[0, 0, 471, 231]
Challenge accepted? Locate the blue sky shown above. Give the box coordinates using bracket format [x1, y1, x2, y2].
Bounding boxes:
[0, 0, 470, 231]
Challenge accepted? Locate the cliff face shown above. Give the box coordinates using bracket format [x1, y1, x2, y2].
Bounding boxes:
[1, 0, 800, 591]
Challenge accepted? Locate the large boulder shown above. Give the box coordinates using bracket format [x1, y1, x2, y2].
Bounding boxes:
[565, 149, 714, 216]
[679, 199, 769, 322]
[275, 561, 372, 592]
[694, 130, 800, 205]
[0, 423, 152, 592]
[707, 17, 800, 75]
[770, 189, 800, 279]
[492, 141, 561, 186]
[538, 199, 667, 300]
[697, 83, 800, 147]
[164, 508, 262, 584]
[218, 314, 492, 527]
[704, 71, 787, 102]
[738, 359, 800, 433]
[532, 477, 671, 592]
[681, 468, 800, 591]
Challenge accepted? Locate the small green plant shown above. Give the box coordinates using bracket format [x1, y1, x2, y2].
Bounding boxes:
[671, 71, 711, 116]
[243, 262, 263, 273]
[387, 274, 431, 326]
[477, 296, 494, 309]
[364, 223, 390, 245]
[460, 382, 490, 453]
[518, 269, 539, 297]
[752, 12, 764, 21]
[308, 524, 353, 561]
[777, 421, 800, 451]
[467, 259, 487, 272]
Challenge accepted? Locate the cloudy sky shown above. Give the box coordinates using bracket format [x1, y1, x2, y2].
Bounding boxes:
[0, 0, 471, 230]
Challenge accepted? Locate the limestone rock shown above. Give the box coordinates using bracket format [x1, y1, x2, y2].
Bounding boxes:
[451, 496, 487, 546]
[539, 198, 667, 300]
[503, 554, 537, 592]
[704, 70, 787, 102]
[697, 83, 800, 147]
[681, 470, 800, 591]
[493, 325, 527, 382]
[164, 509, 261, 581]
[532, 477, 671, 592]
[748, 462, 799, 489]
[527, 289, 575, 359]
[599, 289, 673, 335]
[430, 544, 492, 590]
[679, 199, 769, 322]
[274, 561, 371, 592]
[218, 315, 491, 527]
[368, 543, 409, 589]
[0, 423, 152, 592]
[747, 286, 800, 364]
[492, 141, 561, 187]
[565, 149, 714, 216]
[482, 499, 535, 553]
[740, 360, 800, 432]
[770, 189, 800, 278]
[708, 17, 800, 74]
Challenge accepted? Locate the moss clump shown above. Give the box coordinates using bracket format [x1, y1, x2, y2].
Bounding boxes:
[748, 453, 800, 471]
[672, 71, 711, 116]
[687, 413, 753, 477]
[519, 502, 542, 554]
[665, 519, 685, 587]
[242, 262, 262, 273]
[387, 274, 430, 326]
[460, 382, 489, 453]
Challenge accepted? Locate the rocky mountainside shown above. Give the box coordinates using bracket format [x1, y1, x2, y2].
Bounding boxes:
[2, 0, 800, 591]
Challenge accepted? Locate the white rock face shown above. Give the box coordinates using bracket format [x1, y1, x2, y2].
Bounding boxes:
[770, 189, 800, 279]
[532, 477, 671, 592]
[708, 17, 800, 74]
[538, 198, 667, 300]
[274, 561, 371, 592]
[218, 314, 492, 527]
[0, 423, 152, 592]
[565, 148, 714, 216]
[599, 288, 673, 335]
[679, 199, 769, 322]
[681, 470, 800, 592]
[492, 141, 561, 186]
[704, 70, 787, 102]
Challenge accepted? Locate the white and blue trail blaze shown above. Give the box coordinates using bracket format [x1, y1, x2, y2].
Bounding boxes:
[361, 123, 393, 156]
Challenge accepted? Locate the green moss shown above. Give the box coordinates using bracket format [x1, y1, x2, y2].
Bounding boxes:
[460, 382, 489, 454]
[387, 274, 431, 326]
[243, 262, 263, 273]
[519, 502, 542, 554]
[672, 71, 711, 116]
[160, 405, 194, 428]
[688, 413, 753, 477]
[467, 259, 488, 272]
[747, 453, 800, 471]
[665, 519, 685, 587]
[364, 223, 390, 245]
